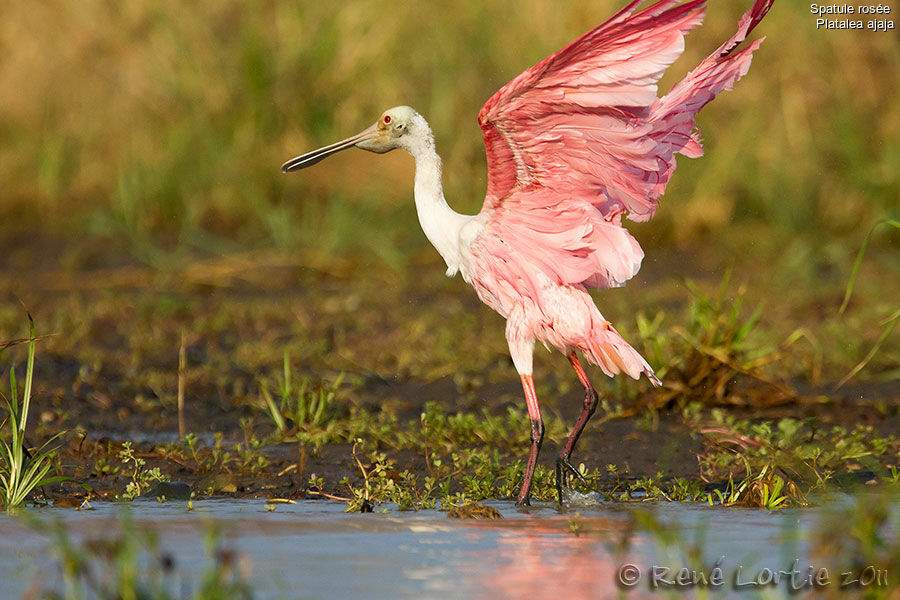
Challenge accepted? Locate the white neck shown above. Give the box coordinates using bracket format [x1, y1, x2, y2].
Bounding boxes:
[403, 116, 474, 277]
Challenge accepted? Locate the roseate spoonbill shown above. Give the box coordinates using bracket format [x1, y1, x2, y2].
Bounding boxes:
[282, 0, 772, 506]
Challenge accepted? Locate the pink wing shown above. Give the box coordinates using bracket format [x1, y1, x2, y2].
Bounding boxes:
[474, 0, 771, 290]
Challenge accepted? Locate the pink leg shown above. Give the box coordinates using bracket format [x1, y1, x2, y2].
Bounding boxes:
[556, 351, 599, 501]
[517, 374, 544, 506]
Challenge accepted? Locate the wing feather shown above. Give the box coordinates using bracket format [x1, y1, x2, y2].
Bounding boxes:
[478, 0, 708, 205]
[474, 0, 771, 292]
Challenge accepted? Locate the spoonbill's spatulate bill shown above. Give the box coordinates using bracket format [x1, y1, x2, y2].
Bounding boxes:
[282, 0, 773, 506]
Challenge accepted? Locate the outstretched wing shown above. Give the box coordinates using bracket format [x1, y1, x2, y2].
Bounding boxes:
[473, 0, 771, 291]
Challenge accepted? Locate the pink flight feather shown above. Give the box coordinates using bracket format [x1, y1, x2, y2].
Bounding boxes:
[469, 0, 771, 380]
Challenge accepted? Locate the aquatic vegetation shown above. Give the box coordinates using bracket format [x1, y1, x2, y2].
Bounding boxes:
[418, 400, 565, 454]
[233, 436, 270, 474]
[84, 383, 898, 511]
[315, 437, 558, 512]
[339, 445, 427, 512]
[298, 393, 900, 510]
[707, 464, 796, 509]
[118, 441, 169, 501]
[89, 456, 121, 480]
[164, 424, 270, 479]
[182, 432, 234, 473]
[694, 410, 899, 488]
[34, 513, 253, 599]
[566, 512, 585, 535]
[0, 319, 70, 511]
[811, 488, 900, 599]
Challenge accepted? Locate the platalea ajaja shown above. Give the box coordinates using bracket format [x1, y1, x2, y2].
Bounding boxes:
[282, 0, 772, 506]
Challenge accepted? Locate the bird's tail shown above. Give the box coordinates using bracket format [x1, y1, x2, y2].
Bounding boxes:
[648, 0, 772, 173]
[582, 322, 661, 386]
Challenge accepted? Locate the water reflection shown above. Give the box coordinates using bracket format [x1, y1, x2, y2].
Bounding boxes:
[0, 500, 822, 600]
[455, 514, 657, 600]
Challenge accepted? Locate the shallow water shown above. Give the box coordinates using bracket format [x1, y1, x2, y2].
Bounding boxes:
[0, 498, 874, 599]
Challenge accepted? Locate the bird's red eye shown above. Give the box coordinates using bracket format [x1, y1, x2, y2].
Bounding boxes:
[383, 115, 391, 124]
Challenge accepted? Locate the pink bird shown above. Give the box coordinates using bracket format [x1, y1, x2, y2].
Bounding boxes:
[282, 0, 772, 506]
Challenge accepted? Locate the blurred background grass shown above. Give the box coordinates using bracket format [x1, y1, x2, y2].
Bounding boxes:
[0, 0, 897, 385]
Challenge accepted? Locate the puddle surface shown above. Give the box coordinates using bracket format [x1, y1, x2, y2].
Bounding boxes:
[0, 498, 870, 599]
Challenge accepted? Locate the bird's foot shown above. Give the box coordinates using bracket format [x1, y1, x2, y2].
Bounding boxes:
[557, 456, 587, 482]
[556, 456, 603, 507]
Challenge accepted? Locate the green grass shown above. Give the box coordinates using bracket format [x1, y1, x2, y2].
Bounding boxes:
[837, 218, 900, 386]
[0, 318, 70, 511]
[258, 350, 343, 437]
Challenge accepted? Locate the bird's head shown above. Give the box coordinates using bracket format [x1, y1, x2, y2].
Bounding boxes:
[281, 106, 422, 173]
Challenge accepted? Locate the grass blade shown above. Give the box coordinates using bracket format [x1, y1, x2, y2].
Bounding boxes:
[840, 218, 900, 314]
[836, 308, 900, 389]
[19, 315, 36, 434]
[260, 384, 286, 433]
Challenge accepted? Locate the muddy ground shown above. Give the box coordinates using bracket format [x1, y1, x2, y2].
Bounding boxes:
[1, 235, 899, 506]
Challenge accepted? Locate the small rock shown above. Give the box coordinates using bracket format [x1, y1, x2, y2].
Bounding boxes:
[52, 496, 82, 508]
[139, 481, 193, 501]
